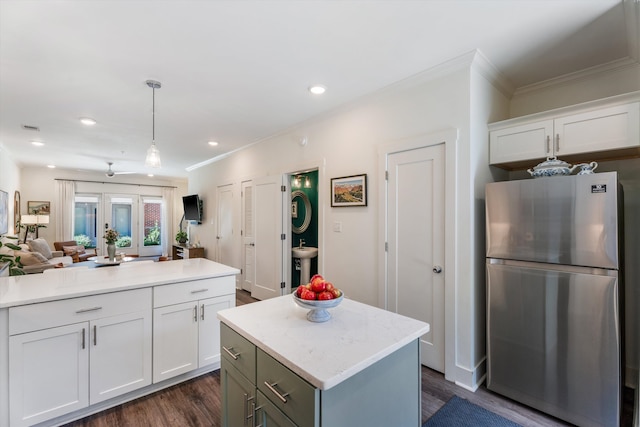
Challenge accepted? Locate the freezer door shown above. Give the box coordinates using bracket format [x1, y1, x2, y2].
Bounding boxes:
[487, 261, 620, 427]
[486, 172, 619, 269]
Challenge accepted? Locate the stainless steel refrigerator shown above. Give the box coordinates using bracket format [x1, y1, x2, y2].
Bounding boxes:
[486, 171, 623, 427]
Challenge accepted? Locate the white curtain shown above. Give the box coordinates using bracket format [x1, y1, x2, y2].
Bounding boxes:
[161, 186, 175, 257]
[55, 180, 75, 241]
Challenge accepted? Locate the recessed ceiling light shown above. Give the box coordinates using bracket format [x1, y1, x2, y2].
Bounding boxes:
[208, 141, 219, 146]
[147, 174, 154, 177]
[79, 117, 96, 126]
[31, 141, 44, 147]
[47, 165, 56, 169]
[308, 85, 326, 95]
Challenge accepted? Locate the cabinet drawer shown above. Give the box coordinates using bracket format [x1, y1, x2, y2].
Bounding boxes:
[221, 323, 256, 383]
[257, 348, 319, 427]
[9, 288, 151, 335]
[154, 276, 235, 308]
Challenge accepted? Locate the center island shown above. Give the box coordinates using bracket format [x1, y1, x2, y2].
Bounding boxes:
[218, 294, 430, 427]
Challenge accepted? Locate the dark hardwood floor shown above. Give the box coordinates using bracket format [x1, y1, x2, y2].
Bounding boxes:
[63, 290, 636, 427]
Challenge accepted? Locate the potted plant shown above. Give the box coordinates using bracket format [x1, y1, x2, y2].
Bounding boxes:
[103, 228, 119, 261]
[175, 230, 188, 245]
[0, 235, 25, 275]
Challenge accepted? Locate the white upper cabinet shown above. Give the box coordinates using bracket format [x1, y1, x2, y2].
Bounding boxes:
[489, 93, 640, 169]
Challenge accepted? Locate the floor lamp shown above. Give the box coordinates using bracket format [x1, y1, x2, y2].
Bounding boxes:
[21, 214, 49, 243]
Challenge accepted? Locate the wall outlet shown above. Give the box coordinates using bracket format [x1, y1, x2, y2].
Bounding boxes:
[333, 221, 342, 232]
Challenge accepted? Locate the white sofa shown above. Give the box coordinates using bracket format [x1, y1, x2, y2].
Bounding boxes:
[0, 238, 74, 274]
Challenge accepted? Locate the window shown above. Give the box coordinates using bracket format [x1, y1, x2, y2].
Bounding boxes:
[74, 195, 99, 248]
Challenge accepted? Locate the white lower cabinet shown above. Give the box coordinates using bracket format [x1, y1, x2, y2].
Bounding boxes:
[153, 277, 235, 383]
[8, 288, 152, 427]
[9, 324, 89, 427]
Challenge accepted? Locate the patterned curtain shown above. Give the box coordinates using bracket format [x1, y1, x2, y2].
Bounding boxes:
[55, 180, 75, 241]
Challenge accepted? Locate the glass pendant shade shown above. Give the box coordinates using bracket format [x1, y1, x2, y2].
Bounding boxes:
[144, 80, 162, 168]
[145, 143, 161, 168]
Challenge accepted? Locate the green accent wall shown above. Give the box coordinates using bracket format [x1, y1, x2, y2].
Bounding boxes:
[291, 170, 318, 287]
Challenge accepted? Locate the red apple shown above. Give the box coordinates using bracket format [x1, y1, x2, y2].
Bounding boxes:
[318, 291, 334, 300]
[310, 274, 324, 283]
[331, 288, 342, 298]
[310, 279, 327, 293]
[301, 288, 317, 300]
[296, 286, 304, 297]
[325, 282, 335, 292]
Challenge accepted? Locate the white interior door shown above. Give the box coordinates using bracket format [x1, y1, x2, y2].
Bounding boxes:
[216, 184, 234, 266]
[386, 143, 445, 371]
[251, 175, 284, 300]
[241, 180, 255, 292]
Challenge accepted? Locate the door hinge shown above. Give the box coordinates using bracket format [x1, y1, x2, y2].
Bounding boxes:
[385, 242, 388, 252]
[280, 282, 286, 289]
[281, 185, 286, 192]
[241, 268, 243, 275]
[281, 234, 286, 240]
[385, 170, 388, 181]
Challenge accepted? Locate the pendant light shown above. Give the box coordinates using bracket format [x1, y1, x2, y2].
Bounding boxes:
[145, 80, 162, 168]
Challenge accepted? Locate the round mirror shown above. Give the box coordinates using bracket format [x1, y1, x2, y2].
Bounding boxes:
[291, 190, 312, 234]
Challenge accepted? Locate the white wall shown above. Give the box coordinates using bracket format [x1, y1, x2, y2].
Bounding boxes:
[510, 61, 640, 117]
[0, 144, 22, 237]
[188, 51, 509, 390]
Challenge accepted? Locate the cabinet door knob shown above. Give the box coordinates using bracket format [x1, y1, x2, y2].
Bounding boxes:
[433, 265, 443, 274]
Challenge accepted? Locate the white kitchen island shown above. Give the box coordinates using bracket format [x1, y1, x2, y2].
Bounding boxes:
[218, 294, 430, 427]
[0, 258, 239, 427]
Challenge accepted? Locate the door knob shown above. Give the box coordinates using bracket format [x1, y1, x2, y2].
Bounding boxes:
[433, 266, 442, 274]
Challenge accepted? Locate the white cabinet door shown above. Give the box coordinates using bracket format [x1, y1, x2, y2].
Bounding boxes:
[489, 101, 640, 167]
[9, 323, 89, 427]
[198, 294, 234, 367]
[153, 301, 199, 383]
[90, 310, 152, 404]
[555, 102, 640, 157]
[489, 120, 553, 165]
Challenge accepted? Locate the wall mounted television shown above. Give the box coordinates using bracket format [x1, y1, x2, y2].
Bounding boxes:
[182, 194, 203, 224]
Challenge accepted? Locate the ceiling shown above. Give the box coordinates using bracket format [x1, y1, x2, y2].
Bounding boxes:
[0, 0, 636, 179]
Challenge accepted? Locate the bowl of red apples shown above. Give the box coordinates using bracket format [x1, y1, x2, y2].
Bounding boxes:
[293, 274, 344, 322]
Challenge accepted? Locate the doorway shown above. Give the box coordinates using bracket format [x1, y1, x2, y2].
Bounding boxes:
[290, 170, 319, 288]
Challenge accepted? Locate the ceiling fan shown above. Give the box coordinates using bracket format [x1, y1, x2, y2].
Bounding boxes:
[105, 162, 135, 178]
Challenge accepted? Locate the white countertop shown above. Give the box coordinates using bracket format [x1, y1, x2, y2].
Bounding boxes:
[217, 294, 429, 390]
[0, 258, 240, 308]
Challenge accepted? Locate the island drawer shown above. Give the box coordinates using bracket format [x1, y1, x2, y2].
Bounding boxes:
[257, 348, 319, 427]
[9, 288, 151, 335]
[154, 276, 235, 307]
[221, 323, 256, 382]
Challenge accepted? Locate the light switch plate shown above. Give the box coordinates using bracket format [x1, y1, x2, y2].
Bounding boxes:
[333, 221, 342, 232]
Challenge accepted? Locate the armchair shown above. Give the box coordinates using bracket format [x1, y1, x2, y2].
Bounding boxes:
[53, 241, 98, 263]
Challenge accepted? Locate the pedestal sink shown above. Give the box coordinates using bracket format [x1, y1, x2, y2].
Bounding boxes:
[292, 247, 318, 285]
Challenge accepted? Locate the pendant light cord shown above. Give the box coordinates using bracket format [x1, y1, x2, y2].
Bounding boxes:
[152, 85, 155, 144]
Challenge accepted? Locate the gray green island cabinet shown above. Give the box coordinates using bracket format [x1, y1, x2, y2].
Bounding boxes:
[218, 295, 430, 427]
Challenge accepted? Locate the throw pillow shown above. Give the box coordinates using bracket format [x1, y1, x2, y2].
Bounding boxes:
[15, 251, 49, 266]
[63, 245, 86, 256]
[27, 238, 53, 260]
